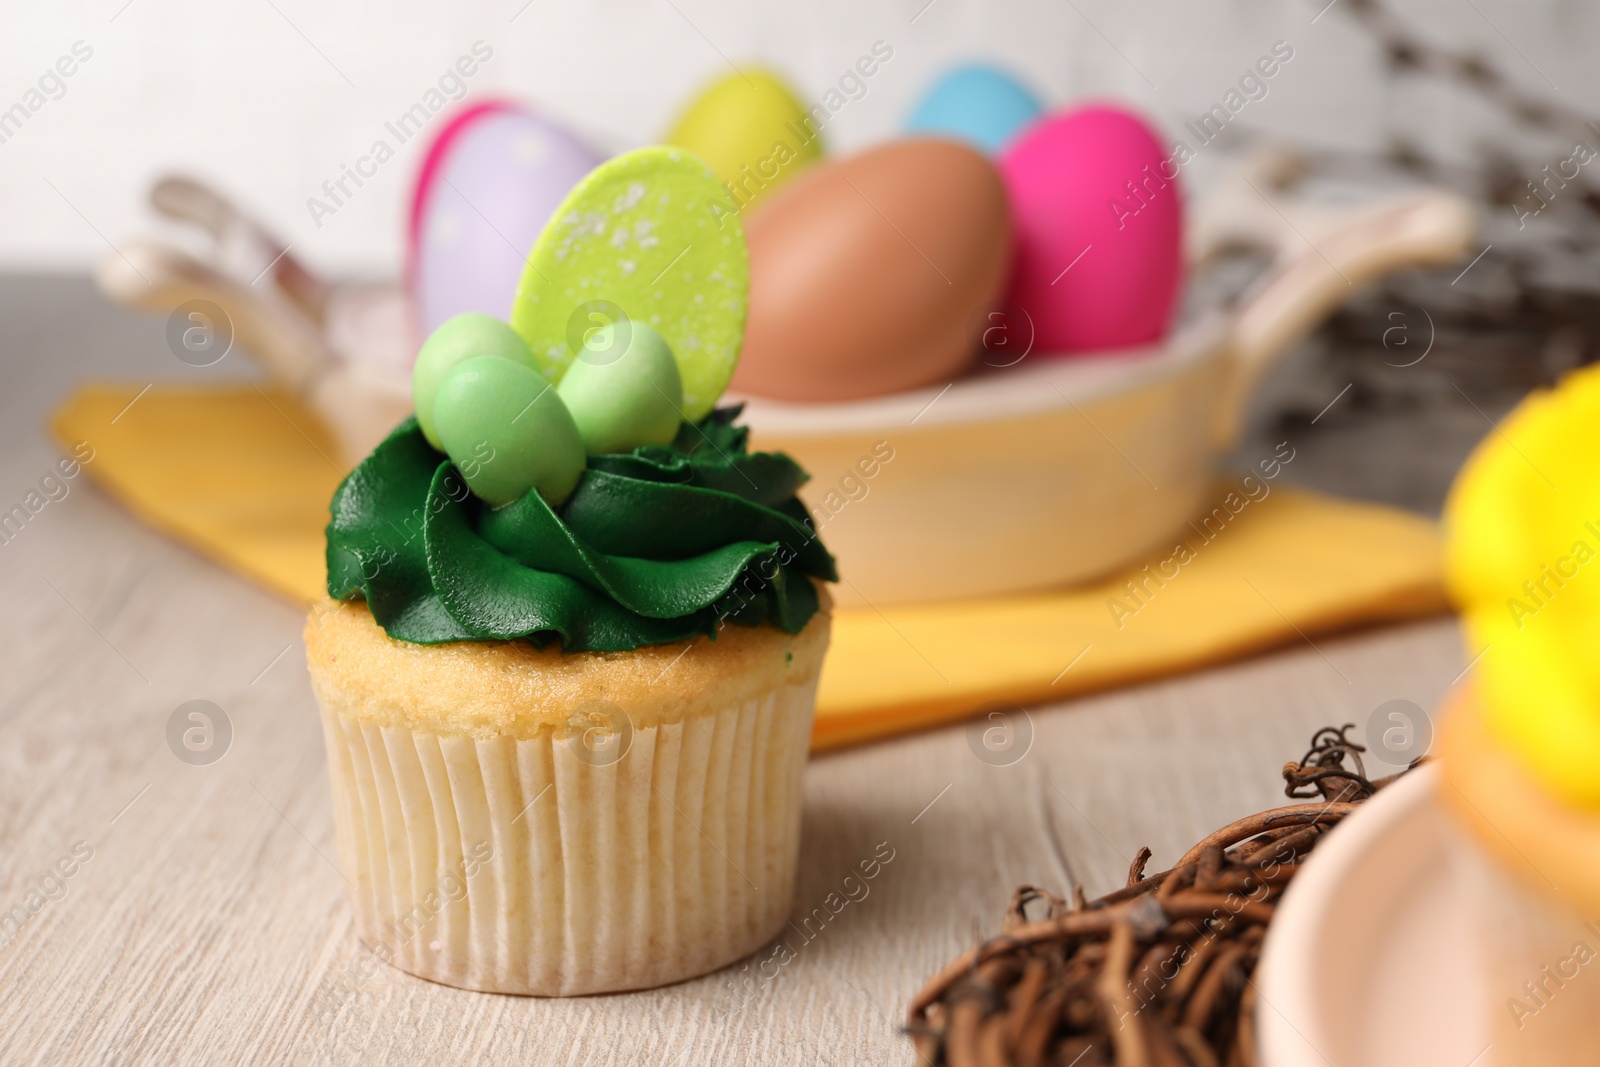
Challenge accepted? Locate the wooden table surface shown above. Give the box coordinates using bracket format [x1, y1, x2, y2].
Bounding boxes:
[0, 275, 1475, 1065]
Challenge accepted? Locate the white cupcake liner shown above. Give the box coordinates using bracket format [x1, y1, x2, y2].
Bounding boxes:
[317, 679, 817, 995]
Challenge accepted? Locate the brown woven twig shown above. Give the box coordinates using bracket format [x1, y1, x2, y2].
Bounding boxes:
[905, 725, 1414, 1067]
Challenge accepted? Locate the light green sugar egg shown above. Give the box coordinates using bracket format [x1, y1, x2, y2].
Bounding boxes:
[509, 146, 748, 423]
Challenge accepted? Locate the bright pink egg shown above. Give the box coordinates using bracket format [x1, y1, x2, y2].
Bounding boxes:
[1000, 104, 1182, 354]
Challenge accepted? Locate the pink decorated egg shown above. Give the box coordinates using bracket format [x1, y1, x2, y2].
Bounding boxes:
[1000, 104, 1182, 354]
[407, 103, 602, 336]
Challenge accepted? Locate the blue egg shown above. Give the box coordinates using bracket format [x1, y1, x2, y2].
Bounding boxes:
[906, 64, 1045, 156]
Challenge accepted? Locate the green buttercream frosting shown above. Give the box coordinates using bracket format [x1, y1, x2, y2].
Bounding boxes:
[325, 406, 836, 652]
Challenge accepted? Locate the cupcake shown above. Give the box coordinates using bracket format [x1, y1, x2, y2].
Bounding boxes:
[304, 148, 837, 995]
[1437, 360, 1600, 1059]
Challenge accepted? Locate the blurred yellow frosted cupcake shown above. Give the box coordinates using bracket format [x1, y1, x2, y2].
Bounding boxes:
[1439, 360, 1600, 1059]
[305, 147, 837, 995]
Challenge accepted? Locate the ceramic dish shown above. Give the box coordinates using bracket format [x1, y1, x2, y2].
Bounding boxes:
[96, 156, 1476, 606]
[738, 185, 1472, 605]
[1255, 764, 1494, 1066]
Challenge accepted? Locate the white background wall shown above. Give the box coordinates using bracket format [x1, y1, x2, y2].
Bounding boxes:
[1, 0, 1596, 276]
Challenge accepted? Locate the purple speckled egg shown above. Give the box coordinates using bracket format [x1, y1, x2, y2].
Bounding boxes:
[407, 103, 601, 337]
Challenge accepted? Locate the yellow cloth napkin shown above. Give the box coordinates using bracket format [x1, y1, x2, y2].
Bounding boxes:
[54, 383, 1449, 752]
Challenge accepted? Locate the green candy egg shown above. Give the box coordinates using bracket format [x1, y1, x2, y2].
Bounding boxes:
[433, 355, 586, 508]
[413, 313, 538, 451]
[557, 321, 684, 455]
[509, 146, 749, 422]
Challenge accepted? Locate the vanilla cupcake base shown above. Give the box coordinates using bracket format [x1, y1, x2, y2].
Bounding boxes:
[306, 597, 829, 995]
[1439, 689, 1600, 1063]
[1443, 826, 1600, 1064]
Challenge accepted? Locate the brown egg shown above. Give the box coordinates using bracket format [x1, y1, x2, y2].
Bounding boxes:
[731, 138, 1012, 402]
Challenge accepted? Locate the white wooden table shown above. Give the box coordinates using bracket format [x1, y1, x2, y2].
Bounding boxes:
[0, 275, 1469, 1065]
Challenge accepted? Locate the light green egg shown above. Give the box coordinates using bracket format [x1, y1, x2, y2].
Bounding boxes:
[412, 313, 538, 451]
[433, 355, 586, 508]
[557, 321, 684, 455]
[509, 146, 749, 422]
